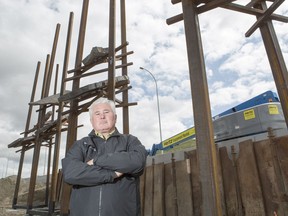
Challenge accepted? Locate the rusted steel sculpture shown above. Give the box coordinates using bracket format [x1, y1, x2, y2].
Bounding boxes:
[167, 0, 288, 215]
[8, 0, 135, 215]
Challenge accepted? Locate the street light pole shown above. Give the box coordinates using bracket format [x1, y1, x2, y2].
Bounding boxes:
[139, 67, 163, 144]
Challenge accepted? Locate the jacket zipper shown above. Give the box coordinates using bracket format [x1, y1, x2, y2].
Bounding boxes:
[98, 186, 102, 216]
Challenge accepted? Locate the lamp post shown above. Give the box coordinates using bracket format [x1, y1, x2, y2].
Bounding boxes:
[139, 67, 163, 144]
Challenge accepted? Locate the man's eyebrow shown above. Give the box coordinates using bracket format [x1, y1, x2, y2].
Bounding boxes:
[94, 109, 111, 113]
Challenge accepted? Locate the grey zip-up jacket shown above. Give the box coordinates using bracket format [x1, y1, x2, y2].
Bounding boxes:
[62, 129, 148, 216]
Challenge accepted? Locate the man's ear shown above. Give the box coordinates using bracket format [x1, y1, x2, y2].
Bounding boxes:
[115, 114, 117, 122]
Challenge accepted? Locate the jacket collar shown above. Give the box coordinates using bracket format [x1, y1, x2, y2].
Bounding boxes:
[88, 128, 121, 138]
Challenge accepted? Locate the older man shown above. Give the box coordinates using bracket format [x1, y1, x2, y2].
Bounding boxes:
[62, 97, 147, 216]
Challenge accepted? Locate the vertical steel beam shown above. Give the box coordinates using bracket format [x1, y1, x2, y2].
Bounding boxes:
[45, 139, 52, 206]
[45, 24, 61, 97]
[181, 0, 223, 215]
[49, 11, 74, 214]
[27, 24, 60, 211]
[44, 64, 59, 207]
[12, 61, 41, 208]
[256, 2, 288, 128]
[26, 54, 50, 212]
[107, 0, 116, 101]
[61, 0, 89, 214]
[120, 0, 129, 134]
[42, 54, 51, 99]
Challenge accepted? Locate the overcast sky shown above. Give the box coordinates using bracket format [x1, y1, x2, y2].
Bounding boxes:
[0, 0, 287, 178]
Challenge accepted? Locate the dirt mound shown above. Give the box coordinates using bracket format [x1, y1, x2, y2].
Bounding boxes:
[0, 176, 17, 207]
[0, 175, 47, 216]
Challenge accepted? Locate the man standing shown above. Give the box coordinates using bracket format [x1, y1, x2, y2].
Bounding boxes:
[62, 97, 147, 216]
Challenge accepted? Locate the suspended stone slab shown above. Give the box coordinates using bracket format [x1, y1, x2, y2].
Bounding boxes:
[37, 116, 68, 135]
[30, 91, 71, 106]
[82, 46, 109, 66]
[18, 111, 54, 136]
[58, 75, 129, 102]
[8, 136, 35, 148]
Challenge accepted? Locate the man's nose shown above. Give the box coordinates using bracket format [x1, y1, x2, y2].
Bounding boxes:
[100, 113, 105, 118]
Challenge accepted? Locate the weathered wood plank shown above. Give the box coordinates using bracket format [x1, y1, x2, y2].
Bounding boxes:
[175, 159, 193, 216]
[254, 139, 288, 215]
[219, 146, 242, 215]
[153, 163, 165, 216]
[274, 135, 288, 215]
[144, 165, 153, 216]
[216, 144, 227, 215]
[140, 169, 146, 216]
[237, 140, 266, 215]
[164, 162, 176, 216]
[275, 135, 288, 193]
[187, 150, 201, 216]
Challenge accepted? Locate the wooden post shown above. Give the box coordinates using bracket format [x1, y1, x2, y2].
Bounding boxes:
[181, 0, 223, 214]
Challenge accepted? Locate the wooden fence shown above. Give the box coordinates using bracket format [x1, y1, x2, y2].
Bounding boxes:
[140, 135, 288, 215]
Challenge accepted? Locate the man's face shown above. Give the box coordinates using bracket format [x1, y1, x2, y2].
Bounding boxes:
[90, 103, 117, 134]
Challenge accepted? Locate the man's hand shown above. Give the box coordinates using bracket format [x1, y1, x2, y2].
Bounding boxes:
[87, 159, 94, 166]
[115, 171, 123, 178]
